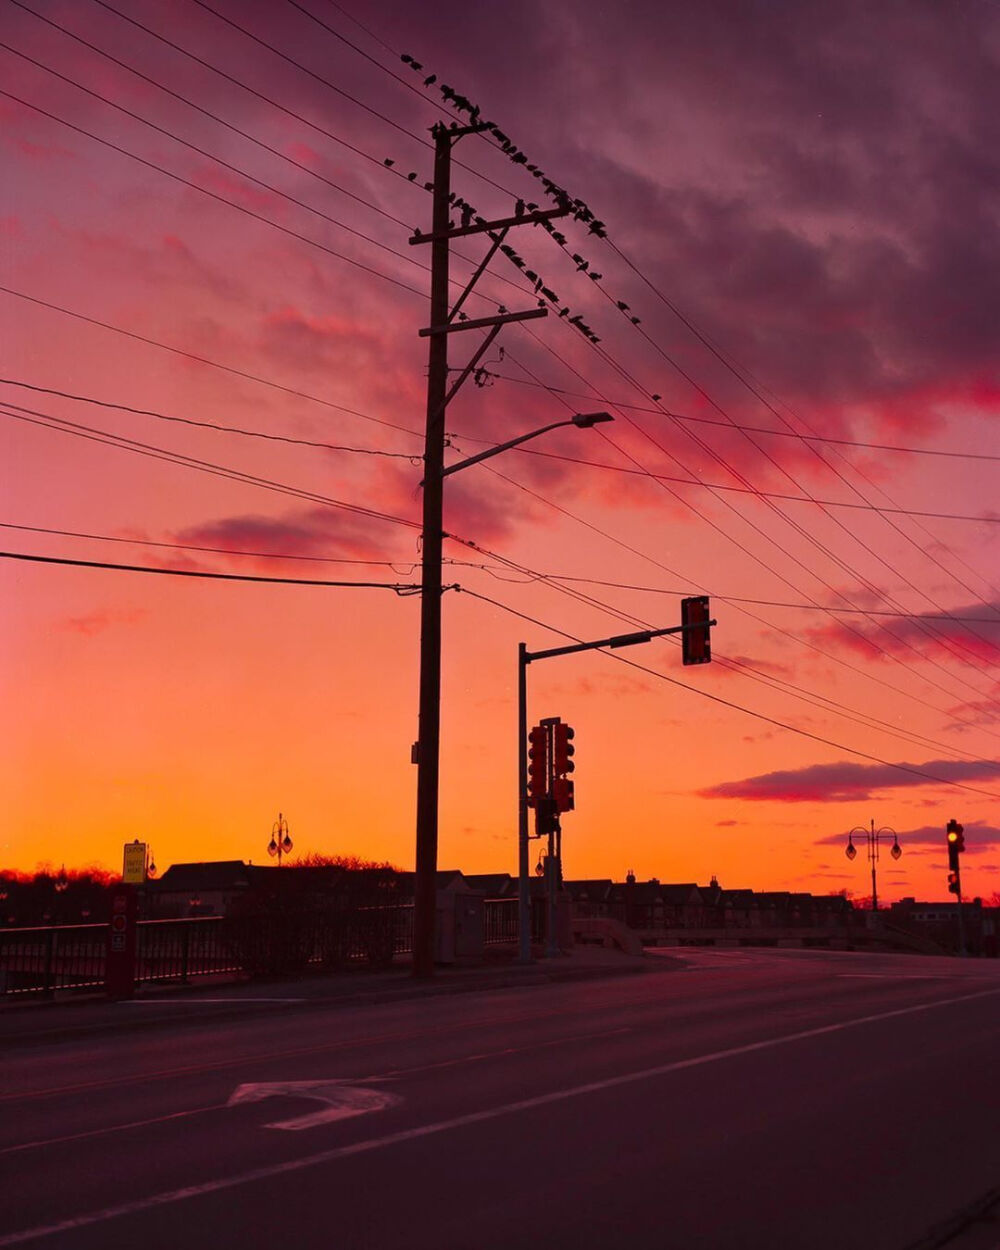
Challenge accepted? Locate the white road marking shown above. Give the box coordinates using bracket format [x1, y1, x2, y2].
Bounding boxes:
[837, 974, 949, 980]
[3, 984, 999, 1246]
[0, 1105, 226, 1156]
[124, 997, 306, 1004]
[227, 1080, 400, 1130]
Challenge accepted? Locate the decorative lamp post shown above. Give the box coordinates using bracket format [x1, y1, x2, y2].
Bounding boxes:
[845, 818, 901, 912]
[267, 812, 292, 867]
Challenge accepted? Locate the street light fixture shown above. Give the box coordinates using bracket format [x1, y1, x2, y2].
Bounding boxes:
[845, 818, 901, 913]
[412, 411, 613, 979]
[267, 812, 293, 867]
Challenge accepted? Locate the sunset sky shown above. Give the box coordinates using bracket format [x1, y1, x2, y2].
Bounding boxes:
[2, 0, 998, 904]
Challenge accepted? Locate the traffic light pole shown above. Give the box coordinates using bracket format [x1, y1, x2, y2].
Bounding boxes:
[517, 614, 716, 964]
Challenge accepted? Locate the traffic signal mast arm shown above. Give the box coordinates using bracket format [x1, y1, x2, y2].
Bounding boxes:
[523, 617, 716, 665]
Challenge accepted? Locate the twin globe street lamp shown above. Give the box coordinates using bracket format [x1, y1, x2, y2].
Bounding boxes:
[845, 818, 901, 913]
[268, 812, 293, 867]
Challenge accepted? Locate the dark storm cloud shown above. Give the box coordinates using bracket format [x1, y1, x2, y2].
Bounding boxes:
[451, 0, 1000, 422]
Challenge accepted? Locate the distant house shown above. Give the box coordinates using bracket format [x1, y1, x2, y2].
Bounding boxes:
[889, 896, 993, 955]
[463, 873, 516, 898]
[147, 860, 255, 918]
[564, 880, 614, 916]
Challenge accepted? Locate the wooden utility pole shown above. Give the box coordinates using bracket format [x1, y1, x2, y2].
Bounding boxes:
[411, 124, 453, 979]
[410, 122, 565, 977]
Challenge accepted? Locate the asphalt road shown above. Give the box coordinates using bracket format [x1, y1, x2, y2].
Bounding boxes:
[3, 947, 999, 1250]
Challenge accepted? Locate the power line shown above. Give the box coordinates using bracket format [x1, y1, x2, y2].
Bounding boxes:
[442, 449, 1000, 748]
[477, 371, 1000, 462]
[457, 532, 1000, 758]
[7, 0, 412, 230]
[0, 284, 422, 440]
[0, 522, 421, 571]
[507, 328, 999, 705]
[460, 587, 1000, 800]
[1, 402, 423, 535]
[0, 549, 422, 590]
[0, 378, 419, 460]
[0, 87, 427, 299]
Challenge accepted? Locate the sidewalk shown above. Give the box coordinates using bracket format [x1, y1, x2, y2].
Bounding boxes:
[0, 944, 680, 1047]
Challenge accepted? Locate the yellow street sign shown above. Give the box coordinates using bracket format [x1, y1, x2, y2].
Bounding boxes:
[122, 840, 147, 884]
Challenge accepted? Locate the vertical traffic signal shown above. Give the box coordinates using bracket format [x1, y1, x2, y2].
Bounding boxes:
[552, 722, 575, 776]
[946, 819, 964, 869]
[527, 725, 549, 805]
[681, 595, 712, 665]
[535, 797, 559, 837]
[552, 721, 576, 812]
[553, 776, 575, 813]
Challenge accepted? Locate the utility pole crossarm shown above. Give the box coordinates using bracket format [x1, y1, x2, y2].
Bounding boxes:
[419, 308, 547, 338]
[410, 207, 571, 245]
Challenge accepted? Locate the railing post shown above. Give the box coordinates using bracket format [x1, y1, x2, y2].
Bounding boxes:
[43, 927, 56, 999]
[181, 922, 191, 984]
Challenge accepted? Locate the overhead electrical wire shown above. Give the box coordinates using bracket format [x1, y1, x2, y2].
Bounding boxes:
[438, 410, 1000, 746]
[451, 523, 1000, 757]
[8, 7, 994, 762]
[5, 3, 539, 309]
[0, 285, 422, 440]
[475, 371, 1000, 463]
[299, 7, 999, 669]
[506, 326, 999, 704]
[2, 374, 989, 524]
[0, 86, 428, 300]
[8, 521, 994, 623]
[0, 378, 419, 460]
[0, 403, 423, 535]
[459, 587, 1000, 800]
[0, 521, 420, 571]
[7, 0, 411, 229]
[0, 549, 422, 591]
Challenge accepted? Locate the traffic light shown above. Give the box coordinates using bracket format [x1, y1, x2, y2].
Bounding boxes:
[527, 725, 549, 805]
[552, 721, 575, 777]
[948, 872, 960, 895]
[535, 798, 559, 837]
[946, 819, 964, 869]
[553, 776, 575, 813]
[681, 595, 712, 665]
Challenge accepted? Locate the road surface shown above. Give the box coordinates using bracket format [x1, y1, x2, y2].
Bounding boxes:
[2, 947, 999, 1249]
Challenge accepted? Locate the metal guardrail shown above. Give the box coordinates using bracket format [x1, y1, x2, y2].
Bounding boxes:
[0, 923, 107, 997]
[0, 899, 534, 998]
[483, 897, 519, 944]
[0, 904, 420, 999]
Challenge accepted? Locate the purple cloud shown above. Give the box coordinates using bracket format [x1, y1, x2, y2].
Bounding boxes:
[815, 821, 1000, 852]
[698, 757, 1000, 802]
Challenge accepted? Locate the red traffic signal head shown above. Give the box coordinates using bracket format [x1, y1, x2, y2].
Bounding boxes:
[553, 721, 575, 775]
[535, 798, 559, 837]
[553, 776, 575, 813]
[948, 871, 960, 895]
[681, 595, 712, 665]
[528, 725, 549, 802]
